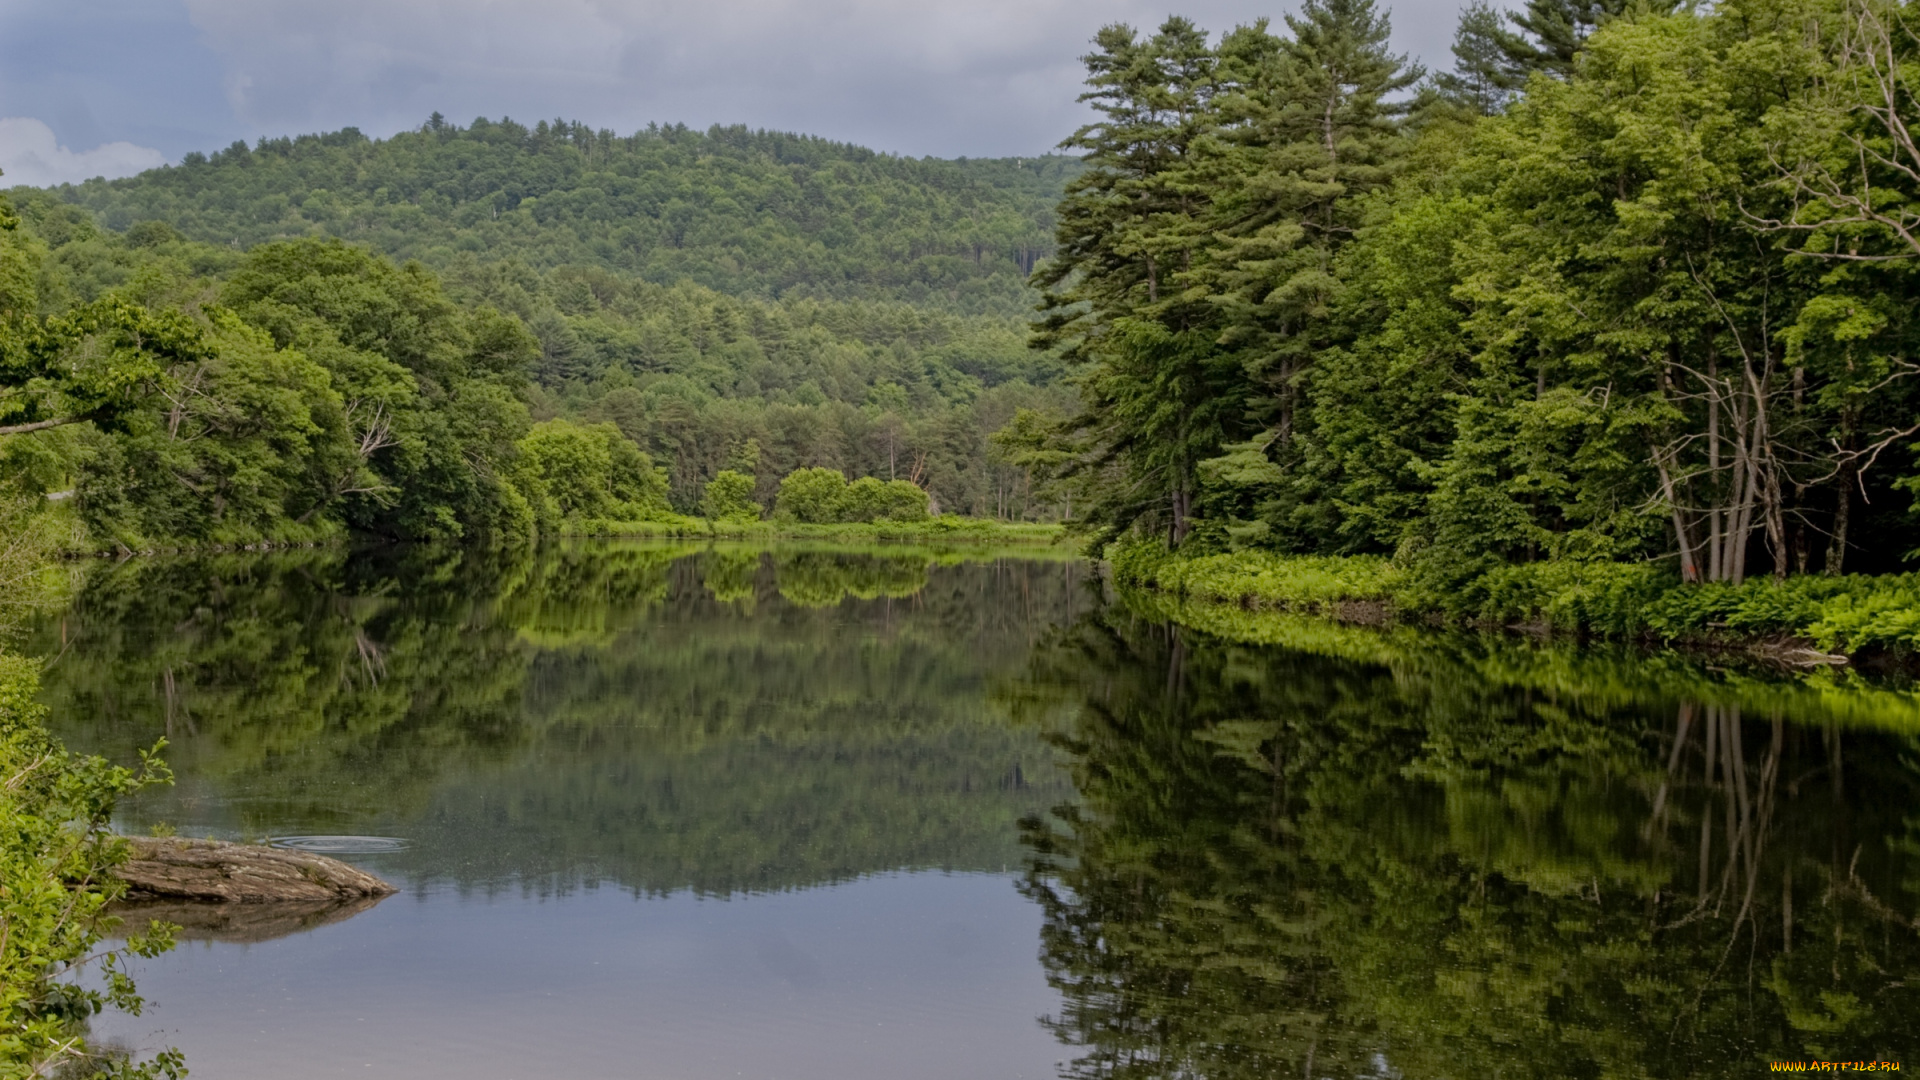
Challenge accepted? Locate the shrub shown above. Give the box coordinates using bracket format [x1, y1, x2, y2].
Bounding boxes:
[517, 420, 669, 523]
[877, 479, 931, 522]
[774, 468, 850, 523]
[2, 649, 181, 1077]
[840, 476, 930, 523]
[702, 470, 761, 522]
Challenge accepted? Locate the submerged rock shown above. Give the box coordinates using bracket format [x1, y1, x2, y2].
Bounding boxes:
[114, 836, 397, 903]
[111, 894, 388, 944]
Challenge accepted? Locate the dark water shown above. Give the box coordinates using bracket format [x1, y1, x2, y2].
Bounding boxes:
[33, 542, 1920, 1077]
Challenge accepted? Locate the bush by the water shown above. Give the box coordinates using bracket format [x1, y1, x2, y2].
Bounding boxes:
[702, 470, 761, 523]
[0, 499, 181, 1077]
[774, 468, 930, 525]
[517, 419, 673, 527]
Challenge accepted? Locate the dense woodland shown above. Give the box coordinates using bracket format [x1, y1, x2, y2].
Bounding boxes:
[0, 130, 1080, 543]
[57, 122, 1071, 317]
[1039, 0, 1920, 593]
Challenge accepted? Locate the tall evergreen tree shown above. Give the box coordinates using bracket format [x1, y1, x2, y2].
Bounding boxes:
[1201, 0, 1420, 445]
[1433, 0, 1526, 114]
[1448, 0, 1676, 86]
[1035, 18, 1248, 544]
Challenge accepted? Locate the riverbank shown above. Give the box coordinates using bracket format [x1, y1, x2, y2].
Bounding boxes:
[63, 514, 1068, 558]
[1110, 541, 1920, 667]
[550, 516, 1067, 545]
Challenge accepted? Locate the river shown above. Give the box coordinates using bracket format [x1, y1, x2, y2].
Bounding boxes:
[33, 542, 1920, 1077]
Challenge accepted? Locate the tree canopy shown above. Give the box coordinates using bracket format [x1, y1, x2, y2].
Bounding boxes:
[41, 120, 1073, 318]
[1033, 0, 1920, 584]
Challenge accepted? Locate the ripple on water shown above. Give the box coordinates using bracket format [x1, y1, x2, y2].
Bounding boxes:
[268, 835, 410, 854]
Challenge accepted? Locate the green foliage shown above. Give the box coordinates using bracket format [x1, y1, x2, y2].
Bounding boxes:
[839, 476, 930, 523]
[1, 654, 180, 1078]
[1, 297, 208, 438]
[1109, 536, 1401, 610]
[0, 494, 180, 1077]
[216, 237, 541, 542]
[1040, 0, 1920, 595]
[701, 469, 761, 522]
[467, 262, 1072, 516]
[1115, 537, 1920, 655]
[774, 466, 849, 524]
[48, 120, 1074, 318]
[0, 195, 37, 319]
[517, 419, 670, 523]
[1035, 4, 1420, 545]
[772, 467, 931, 525]
[74, 312, 347, 547]
[5, 173, 1077, 528]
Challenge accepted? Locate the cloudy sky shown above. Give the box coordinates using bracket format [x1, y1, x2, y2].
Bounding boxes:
[0, 0, 1471, 187]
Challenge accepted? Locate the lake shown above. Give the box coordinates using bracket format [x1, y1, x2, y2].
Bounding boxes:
[33, 542, 1920, 1077]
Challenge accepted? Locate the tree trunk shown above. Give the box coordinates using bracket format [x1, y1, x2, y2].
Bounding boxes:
[1825, 463, 1852, 575]
[1707, 352, 1724, 581]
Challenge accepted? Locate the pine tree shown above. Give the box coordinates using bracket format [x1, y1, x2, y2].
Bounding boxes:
[1449, 0, 1677, 85]
[1035, 18, 1248, 544]
[1432, 1, 1525, 114]
[1199, 0, 1418, 462]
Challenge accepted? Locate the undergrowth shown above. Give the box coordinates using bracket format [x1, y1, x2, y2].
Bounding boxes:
[1109, 538, 1920, 656]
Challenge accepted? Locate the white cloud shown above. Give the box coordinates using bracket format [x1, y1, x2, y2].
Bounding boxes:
[0, 117, 167, 187]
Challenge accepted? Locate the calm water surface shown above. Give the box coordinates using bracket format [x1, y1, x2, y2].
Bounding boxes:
[33, 542, 1920, 1077]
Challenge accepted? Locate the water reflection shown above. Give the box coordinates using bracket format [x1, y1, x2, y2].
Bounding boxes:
[1012, 607, 1920, 1076]
[35, 542, 1084, 894]
[35, 544, 1920, 1075]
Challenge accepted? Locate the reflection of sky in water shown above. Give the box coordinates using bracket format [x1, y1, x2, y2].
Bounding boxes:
[98, 871, 1063, 1080]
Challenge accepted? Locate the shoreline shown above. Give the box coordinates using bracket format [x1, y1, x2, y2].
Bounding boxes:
[64, 518, 1071, 560]
[1110, 543, 1919, 675]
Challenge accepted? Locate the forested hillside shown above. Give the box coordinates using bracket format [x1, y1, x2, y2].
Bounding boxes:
[51, 120, 1073, 317]
[0, 119, 1083, 541]
[1035, 0, 1920, 617]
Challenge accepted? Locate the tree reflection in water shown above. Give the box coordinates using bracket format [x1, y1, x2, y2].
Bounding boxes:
[1011, 609, 1920, 1077]
[33, 541, 1085, 893]
[33, 543, 1920, 1071]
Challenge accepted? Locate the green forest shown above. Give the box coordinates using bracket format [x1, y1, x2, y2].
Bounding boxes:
[7, 0, 1917, 599]
[1032, 0, 1920, 637]
[0, 125, 1081, 550]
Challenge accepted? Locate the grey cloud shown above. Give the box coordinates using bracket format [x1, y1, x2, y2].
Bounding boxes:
[0, 0, 236, 159]
[7, 0, 1473, 163]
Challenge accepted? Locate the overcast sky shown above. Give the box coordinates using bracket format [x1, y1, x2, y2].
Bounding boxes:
[0, 0, 1472, 187]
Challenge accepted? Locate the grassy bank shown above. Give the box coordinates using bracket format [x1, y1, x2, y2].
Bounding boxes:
[59, 511, 1069, 558]
[552, 516, 1069, 546]
[1116, 584, 1920, 733]
[1111, 540, 1920, 661]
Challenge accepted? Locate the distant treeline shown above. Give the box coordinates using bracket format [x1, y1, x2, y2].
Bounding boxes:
[44, 118, 1075, 318]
